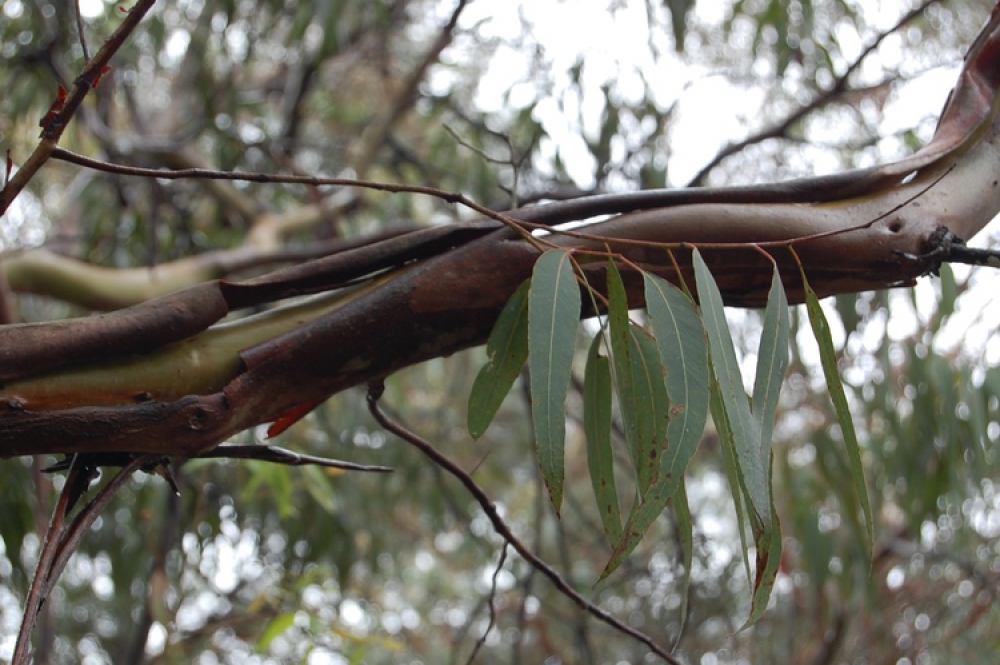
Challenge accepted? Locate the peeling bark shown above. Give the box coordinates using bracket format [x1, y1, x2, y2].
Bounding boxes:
[2, 6, 1000, 458]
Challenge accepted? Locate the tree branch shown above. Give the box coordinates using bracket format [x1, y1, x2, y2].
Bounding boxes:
[687, 0, 943, 186]
[365, 386, 683, 665]
[0, 0, 159, 216]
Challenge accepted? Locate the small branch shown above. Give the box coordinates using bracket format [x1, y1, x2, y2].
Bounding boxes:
[352, 0, 471, 177]
[13, 454, 157, 665]
[48, 147, 535, 242]
[895, 232, 1000, 271]
[365, 385, 682, 665]
[73, 0, 91, 61]
[688, 0, 941, 186]
[465, 542, 509, 665]
[0, 0, 159, 217]
[195, 444, 393, 473]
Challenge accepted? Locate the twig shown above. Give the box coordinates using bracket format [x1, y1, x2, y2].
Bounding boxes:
[465, 542, 509, 664]
[0, 0, 158, 216]
[353, 0, 472, 177]
[194, 444, 393, 473]
[74, 0, 91, 61]
[365, 384, 683, 664]
[688, 0, 941, 186]
[13, 454, 157, 665]
[48, 146, 545, 248]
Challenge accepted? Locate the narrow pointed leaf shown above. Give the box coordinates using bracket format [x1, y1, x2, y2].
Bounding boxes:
[694, 250, 769, 527]
[606, 260, 664, 495]
[584, 334, 621, 543]
[751, 265, 789, 474]
[671, 477, 694, 651]
[645, 273, 710, 484]
[800, 273, 874, 559]
[712, 381, 753, 585]
[528, 249, 581, 513]
[601, 274, 709, 577]
[743, 506, 782, 628]
[468, 281, 530, 439]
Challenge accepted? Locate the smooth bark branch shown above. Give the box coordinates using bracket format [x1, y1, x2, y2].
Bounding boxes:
[2, 6, 1000, 458]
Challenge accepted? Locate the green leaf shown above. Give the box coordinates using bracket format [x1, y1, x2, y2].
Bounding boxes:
[645, 273, 710, 487]
[938, 263, 957, 322]
[468, 280, 530, 439]
[801, 273, 873, 560]
[671, 477, 694, 650]
[694, 250, 769, 527]
[744, 506, 782, 628]
[584, 333, 622, 543]
[712, 381, 753, 585]
[751, 265, 790, 475]
[257, 611, 297, 652]
[301, 465, 339, 515]
[528, 249, 581, 513]
[608, 262, 670, 498]
[600, 274, 709, 577]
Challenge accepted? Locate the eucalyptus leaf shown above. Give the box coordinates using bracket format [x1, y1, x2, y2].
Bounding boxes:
[801, 273, 873, 560]
[468, 280, 530, 439]
[694, 251, 769, 527]
[528, 249, 581, 513]
[584, 333, 622, 543]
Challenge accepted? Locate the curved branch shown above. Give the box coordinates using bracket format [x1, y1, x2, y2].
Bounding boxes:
[687, 0, 943, 186]
[2, 5, 1000, 459]
[365, 388, 683, 665]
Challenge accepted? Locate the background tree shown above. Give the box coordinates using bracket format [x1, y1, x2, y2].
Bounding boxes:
[2, 0, 1000, 663]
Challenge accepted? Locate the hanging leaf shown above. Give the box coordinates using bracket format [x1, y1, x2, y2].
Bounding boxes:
[694, 251, 769, 527]
[938, 263, 957, 322]
[584, 333, 622, 543]
[751, 264, 790, 475]
[671, 477, 694, 651]
[744, 505, 782, 628]
[606, 260, 665, 495]
[601, 273, 709, 577]
[800, 270, 873, 560]
[645, 273, 710, 488]
[468, 280, 530, 439]
[712, 381, 753, 585]
[528, 249, 581, 513]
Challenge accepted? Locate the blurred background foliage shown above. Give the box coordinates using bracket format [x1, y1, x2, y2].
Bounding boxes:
[2, 0, 1000, 663]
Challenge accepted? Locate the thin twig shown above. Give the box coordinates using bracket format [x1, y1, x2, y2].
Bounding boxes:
[366, 385, 682, 664]
[0, 0, 158, 216]
[465, 542, 509, 664]
[48, 147, 544, 247]
[353, 0, 471, 177]
[195, 444, 393, 472]
[13, 454, 157, 665]
[74, 0, 91, 61]
[688, 0, 941, 186]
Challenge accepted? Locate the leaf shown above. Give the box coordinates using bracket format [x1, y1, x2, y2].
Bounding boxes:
[694, 250, 769, 527]
[606, 260, 665, 495]
[751, 264, 790, 476]
[584, 333, 622, 543]
[671, 477, 694, 650]
[645, 273, 710, 488]
[712, 381, 752, 585]
[938, 263, 957, 322]
[257, 611, 296, 652]
[744, 506, 782, 628]
[528, 249, 581, 513]
[800, 272, 873, 560]
[600, 274, 709, 577]
[468, 280, 530, 439]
